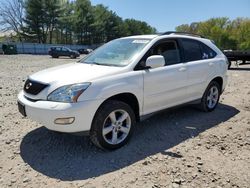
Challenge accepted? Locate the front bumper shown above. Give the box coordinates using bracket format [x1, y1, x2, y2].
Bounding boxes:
[17, 91, 103, 133]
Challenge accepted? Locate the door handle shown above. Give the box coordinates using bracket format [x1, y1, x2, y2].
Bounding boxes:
[209, 62, 214, 66]
[179, 67, 187, 72]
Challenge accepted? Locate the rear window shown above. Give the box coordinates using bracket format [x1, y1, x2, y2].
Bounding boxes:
[182, 39, 202, 62]
[200, 43, 217, 59]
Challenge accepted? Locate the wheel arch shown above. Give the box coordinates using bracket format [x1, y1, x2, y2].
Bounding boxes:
[211, 76, 223, 93]
[95, 93, 140, 122]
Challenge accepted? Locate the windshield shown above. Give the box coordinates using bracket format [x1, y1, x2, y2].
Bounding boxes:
[80, 38, 151, 67]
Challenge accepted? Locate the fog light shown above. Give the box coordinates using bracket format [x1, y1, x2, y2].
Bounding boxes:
[54, 117, 75, 125]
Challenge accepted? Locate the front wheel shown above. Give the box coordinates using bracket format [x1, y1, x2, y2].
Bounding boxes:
[90, 100, 136, 150]
[199, 81, 221, 112]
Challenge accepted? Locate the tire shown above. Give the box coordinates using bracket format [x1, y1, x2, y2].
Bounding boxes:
[199, 81, 221, 112]
[240, 60, 246, 64]
[70, 54, 76, 59]
[90, 100, 136, 150]
[228, 61, 231, 69]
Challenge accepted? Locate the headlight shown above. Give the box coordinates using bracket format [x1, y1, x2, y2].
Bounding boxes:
[47, 83, 91, 103]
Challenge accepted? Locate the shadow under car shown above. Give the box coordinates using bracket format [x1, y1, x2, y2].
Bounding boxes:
[20, 103, 239, 181]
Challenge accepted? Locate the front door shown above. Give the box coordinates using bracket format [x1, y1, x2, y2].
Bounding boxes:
[142, 39, 188, 115]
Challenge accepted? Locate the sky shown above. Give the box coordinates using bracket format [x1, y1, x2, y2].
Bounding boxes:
[90, 0, 250, 32]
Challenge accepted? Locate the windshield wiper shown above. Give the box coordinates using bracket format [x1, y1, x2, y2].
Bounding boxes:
[83, 61, 101, 65]
[84, 62, 119, 67]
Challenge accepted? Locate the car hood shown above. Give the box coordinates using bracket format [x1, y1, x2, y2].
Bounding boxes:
[29, 63, 123, 85]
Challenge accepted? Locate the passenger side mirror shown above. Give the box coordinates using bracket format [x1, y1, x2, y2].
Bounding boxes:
[145, 55, 165, 69]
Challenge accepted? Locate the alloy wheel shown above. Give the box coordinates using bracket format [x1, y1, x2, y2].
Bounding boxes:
[102, 110, 131, 145]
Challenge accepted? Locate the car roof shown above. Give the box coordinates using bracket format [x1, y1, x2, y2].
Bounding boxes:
[50, 46, 69, 48]
[122, 32, 221, 55]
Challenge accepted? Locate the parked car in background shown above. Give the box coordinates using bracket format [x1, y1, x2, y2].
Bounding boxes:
[0, 44, 3, 54]
[77, 48, 93, 54]
[48, 46, 80, 58]
[2, 44, 17, 55]
[18, 32, 228, 150]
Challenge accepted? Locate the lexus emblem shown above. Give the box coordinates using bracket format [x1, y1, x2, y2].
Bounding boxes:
[25, 82, 32, 90]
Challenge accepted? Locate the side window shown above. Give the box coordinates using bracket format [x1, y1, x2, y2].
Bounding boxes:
[134, 40, 181, 70]
[62, 47, 68, 52]
[200, 43, 217, 59]
[152, 41, 181, 66]
[182, 39, 202, 62]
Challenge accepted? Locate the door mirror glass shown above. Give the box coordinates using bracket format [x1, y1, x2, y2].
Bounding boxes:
[145, 55, 165, 69]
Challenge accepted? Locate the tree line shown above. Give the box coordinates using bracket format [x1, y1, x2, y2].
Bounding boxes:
[175, 17, 250, 50]
[1, 1, 249, 50]
[0, 0, 156, 45]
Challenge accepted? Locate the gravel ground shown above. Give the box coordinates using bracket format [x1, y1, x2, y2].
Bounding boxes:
[0, 55, 250, 188]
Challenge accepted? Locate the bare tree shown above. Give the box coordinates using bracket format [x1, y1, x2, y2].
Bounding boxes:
[0, 0, 25, 41]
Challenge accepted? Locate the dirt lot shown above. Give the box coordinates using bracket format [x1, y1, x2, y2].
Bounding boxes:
[0, 55, 249, 188]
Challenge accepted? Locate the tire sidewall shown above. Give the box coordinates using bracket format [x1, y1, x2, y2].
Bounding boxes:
[91, 100, 136, 150]
[228, 61, 231, 69]
[202, 81, 221, 112]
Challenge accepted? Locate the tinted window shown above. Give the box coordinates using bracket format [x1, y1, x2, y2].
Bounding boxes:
[182, 39, 202, 62]
[154, 41, 181, 65]
[135, 40, 181, 70]
[200, 43, 217, 59]
[62, 47, 69, 52]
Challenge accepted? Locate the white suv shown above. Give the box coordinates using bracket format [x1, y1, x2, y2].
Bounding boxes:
[18, 32, 228, 149]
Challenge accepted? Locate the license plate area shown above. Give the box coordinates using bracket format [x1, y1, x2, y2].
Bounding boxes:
[18, 101, 26, 117]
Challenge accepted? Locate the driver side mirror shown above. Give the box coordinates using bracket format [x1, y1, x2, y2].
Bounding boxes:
[145, 55, 165, 69]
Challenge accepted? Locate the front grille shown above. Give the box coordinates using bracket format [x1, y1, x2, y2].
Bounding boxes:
[23, 79, 48, 95]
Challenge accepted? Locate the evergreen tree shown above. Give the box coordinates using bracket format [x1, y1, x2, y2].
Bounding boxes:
[124, 19, 156, 36]
[74, 0, 94, 44]
[24, 0, 45, 43]
[24, 0, 61, 43]
[44, 0, 62, 43]
[58, 0, 74, 44]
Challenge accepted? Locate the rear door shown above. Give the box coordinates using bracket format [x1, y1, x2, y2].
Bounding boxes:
[56, 47, 62, 56]
[180, 39, 217, 100]
[61, 47, 70, 56]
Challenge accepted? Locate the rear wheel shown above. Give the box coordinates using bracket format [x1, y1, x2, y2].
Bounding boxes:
[90, 100, 135, 150]
[240, 60, 246, 64]
[70, 54, 76, 59]
[199, 81, 220, 112]
[228, 61, 232, 69]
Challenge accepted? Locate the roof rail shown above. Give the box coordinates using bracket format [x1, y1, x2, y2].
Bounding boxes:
[161, 31, 204, 38]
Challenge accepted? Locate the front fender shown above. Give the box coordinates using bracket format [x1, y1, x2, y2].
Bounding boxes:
[78, 71, 144, 114]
